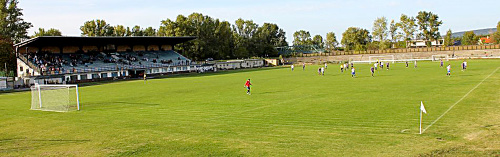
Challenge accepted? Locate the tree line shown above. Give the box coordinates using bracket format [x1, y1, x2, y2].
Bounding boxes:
[77, 13, 288, 61]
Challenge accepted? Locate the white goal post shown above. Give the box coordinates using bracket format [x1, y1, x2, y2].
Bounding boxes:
[31, 83, 80, 112]
[431, 54, 449, 62]
[369, 55, 395, 64]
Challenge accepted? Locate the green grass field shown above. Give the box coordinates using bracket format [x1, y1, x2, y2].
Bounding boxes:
[1, 59, 499, 156]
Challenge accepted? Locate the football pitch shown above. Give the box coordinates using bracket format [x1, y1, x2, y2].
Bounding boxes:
[1, 59, 499, 156]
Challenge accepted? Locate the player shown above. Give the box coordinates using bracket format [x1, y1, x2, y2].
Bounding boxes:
[462, 60, 467, 71]
[373, 63, 378, 70]
[143, 72, 147, 83]
[440, 59, 443, 67]
[321, 67, 325, 75]
[291, 64, 294, 71]
[380, 61, 384, 69]
[325, 62, 328, 69]
[350, 62, 353, 69]
[318, 67, 321, 75]
[447, 64, 451, 76]
[351, 67, 356, 78]
[386, 62, 390, 70]
[302, 63, 306, 71]
[244, 79, 252, 95]
[370, 66, 375, 77]
[340, 64, 344, 72]
[405, 61, 409, 68]
[414, 60, 417, 68]
[464, 60, 467, 70]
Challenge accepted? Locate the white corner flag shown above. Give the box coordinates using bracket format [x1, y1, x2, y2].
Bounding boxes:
[420, 101, 427, 114]
[419, 101, 427, 134]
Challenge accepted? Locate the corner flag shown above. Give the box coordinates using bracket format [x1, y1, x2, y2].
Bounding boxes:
[419, 101, 427, 134]
[420, 101, 427, 114]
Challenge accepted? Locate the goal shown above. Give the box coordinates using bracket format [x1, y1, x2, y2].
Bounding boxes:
[369, 55, 395, 64]
[431, 54, 449, 62]
[31, 84, 80, 112]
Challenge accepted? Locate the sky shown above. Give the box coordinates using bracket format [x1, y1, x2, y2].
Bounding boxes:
[18, 0, 500, 44]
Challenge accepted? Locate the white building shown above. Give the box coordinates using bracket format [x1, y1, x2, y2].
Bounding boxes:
[408, 39, 444, 48]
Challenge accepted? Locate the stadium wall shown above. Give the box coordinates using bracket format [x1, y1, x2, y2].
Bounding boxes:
[289, 49, 500, 63]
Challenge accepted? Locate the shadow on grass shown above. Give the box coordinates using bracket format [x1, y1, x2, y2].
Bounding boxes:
[0, 138, 90, 153]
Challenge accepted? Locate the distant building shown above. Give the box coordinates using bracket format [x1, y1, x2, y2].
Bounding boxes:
[408, 39, 444, 48]
[478, 36, 494, 45]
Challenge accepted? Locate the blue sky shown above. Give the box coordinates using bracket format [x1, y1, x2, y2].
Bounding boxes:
[19, 0, 500, 44]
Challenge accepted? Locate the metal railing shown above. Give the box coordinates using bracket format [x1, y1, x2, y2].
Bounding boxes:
[18, 55, 41, 73]
[42, 62, 193, 75]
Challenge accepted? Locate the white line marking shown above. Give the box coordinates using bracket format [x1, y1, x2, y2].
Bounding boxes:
[422, 67, 500, 133]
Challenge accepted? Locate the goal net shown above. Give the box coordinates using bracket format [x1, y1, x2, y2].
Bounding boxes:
[31, 84, 80, 112]
[431, 54, 449, 62]
[369, 55, 395, 64]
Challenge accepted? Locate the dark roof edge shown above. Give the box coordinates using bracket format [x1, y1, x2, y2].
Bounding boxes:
[14, 36, 197, 47]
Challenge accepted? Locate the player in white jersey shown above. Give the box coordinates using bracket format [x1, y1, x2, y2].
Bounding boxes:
[446, 64, 451, 76]
[351, 67, 356, 78]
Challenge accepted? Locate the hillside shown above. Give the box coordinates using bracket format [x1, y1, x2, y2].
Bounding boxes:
[452, 28, 496, 38]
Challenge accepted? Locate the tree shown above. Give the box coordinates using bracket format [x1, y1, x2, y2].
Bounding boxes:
[0, 0, 31, 75]
[461, 31, 477, 45]
[0, 37, 13, 75]
[443, 29, 453, 46]
[254, 23, 287, 57]
[292, 30, 312, 46]
[158, 19, 176, 36]
[312, 35, 324, 49]
[125, 27, 132, 36]
[32, 28, 62, 37]
[325, 32, 337, 51]
[80, 19, 112, 36]
[131, 25, 143, 36]
[372, 17, 388, 42]
[0, 0, 32, 43]
[341, 27, 371, 51]
[493, 21, 500, 44]
[397, 14, 417, 48]
[389, 19, 399, 46]
[416, 11, 443, 47]
[143, 27, 156, 36]
[113, 25, 126, 36]
[232, 18, 258, 58]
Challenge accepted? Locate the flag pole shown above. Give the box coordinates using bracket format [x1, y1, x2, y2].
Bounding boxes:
[419, 108, 423, 134]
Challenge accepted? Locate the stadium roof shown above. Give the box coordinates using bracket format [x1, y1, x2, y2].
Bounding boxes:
[14, 36, 197, 48]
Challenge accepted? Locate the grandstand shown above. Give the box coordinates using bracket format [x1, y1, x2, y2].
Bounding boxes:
[15, 36, 196, 86]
